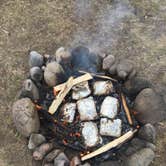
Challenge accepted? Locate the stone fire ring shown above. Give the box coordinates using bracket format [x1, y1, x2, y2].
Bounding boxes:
[12, 46, 166, 166]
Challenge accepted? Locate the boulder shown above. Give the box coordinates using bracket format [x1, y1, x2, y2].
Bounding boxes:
[124, 138, 146, 156]
[102, 54, 115, 70]
[54, 152, 69, 166]
[116, 60, 136, 80]
[123, 77, 152, 98]
[71, 46, 100, 73]
[55, 47, 71, 64]
[30, 67, 43, 82]
[28, 134, 46, 150]
[12, 98, 40, 137]
[124, 148, 155, 166]
[99, 160, 120, 166]
[33, 143, 54, 161]
[70, 156, 81, 166]
[29, 51, 44, 67]
[44, 61, 65, 87]
[45, 149, 61, 163]
[20, 79, 39, 100]
[138, 124, 156, 143]
[134, 88, 166, 124]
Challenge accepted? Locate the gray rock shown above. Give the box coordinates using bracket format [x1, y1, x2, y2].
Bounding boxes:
[20, 79, 39, 100]
[108, 61, 118, 75]
[134, 88, 166, 124]
[99, 160, 120, 166]
[33, 143, 54, 161]
[54, 152, 69, 166]
[123, 77, 152, 98]
[145, 142, 156, 152]
[12, 98, 40, 137]
[116, 60, 136, 80]
[138, 124, 156, 143]
[45, 149, 61, 162]
[55, 47, 71, 64]
[30, 67, 43, 82]
[44, 61, 65, 87]
[71, 46, 99, 73]
[43, 163, 54, 166]
[29, 51, 44, 67]
[124, 148, 155, 166]
[70, 156, 81, 166]
[124, 138, 146, 156]
[102, 54, 115, 70]
[28, 134, 46, 150]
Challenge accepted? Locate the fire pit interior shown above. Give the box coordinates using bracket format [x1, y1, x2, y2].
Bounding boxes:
[38, 72, 138, 161]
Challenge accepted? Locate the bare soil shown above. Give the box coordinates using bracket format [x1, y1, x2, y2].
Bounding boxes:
[0, 0, 165, 166]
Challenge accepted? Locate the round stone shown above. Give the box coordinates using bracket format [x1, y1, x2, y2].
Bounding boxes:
[124, 148, 155, 166]
[116, 60, 136, 80]
[134, 88, 166, 124]
[20, 79, 39, 100]
[30, 66, 43, 82]
[138, 123, 156, 143]
[12, 98, 40, 137]
[29, 51, 44, 67]
[28, 134, 46, 150]
[44, 61, 65, 87]
[102, 54, 115, 70]
[123, 77, 152, 98]
[55, 47, 71, 64]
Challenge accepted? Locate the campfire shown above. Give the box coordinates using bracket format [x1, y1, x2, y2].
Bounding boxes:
[12, 46, 158, 166]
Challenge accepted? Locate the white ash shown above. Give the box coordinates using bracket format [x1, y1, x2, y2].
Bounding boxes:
[100, 118, 122, 137]
[93, 81, 113, 95]
[81, 122, 99, 147]
[72, 81, 91, 100]
[61, 103, 76, 123]
[100, 96, 119, 119]
[77, 96, 98, 121]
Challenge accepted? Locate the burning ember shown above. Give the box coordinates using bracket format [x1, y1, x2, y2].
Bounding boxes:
[12, 46, 159, 166]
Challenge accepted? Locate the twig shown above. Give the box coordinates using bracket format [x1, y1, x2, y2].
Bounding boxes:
[54, 73, 93, 92]
[121, 93, 133, 125]
[81, 129, 137, 161]
[78, 70, 117, 82]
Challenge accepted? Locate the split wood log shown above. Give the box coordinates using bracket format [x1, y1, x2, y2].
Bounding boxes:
[54, 73, 93, 92]
[48, 77, 74, 114]
[121, 93, 133, 125]
[81, 129, 137, 161]
[78, 70, 117, 82]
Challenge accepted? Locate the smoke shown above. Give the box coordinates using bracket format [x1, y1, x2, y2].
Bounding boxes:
[72, 0, 134, 53]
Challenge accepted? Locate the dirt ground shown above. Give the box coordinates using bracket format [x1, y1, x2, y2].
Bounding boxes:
[0, 0, 166, 166]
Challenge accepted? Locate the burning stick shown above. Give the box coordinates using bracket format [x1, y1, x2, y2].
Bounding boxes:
[121, 93, 133, 125]
[54, 73, 93, 92]
[81, 129, 137, 161]
[78, 70, 118, 82]
[48, 77, 74, 114]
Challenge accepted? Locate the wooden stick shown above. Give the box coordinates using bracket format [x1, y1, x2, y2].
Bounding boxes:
[121, 93, 133, 125]
[78, 70, 117, 82]
[54, 73, 93, 92]
[81, 130, 137, 161]
[48, 77, 74, 114]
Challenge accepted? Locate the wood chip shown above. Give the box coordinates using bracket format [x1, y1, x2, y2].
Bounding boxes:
[54, 73, 93, 92]
[48, 77, 74, 114]
[81, 129, 137, 161]
[121, 93, 133, 125]
[78, 70, 117, 82]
